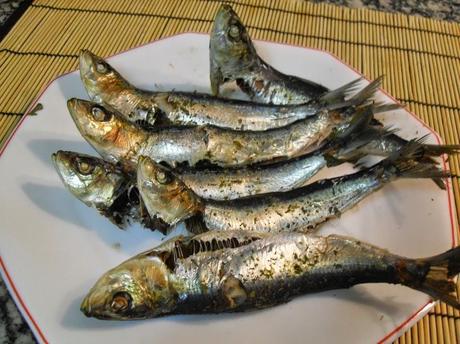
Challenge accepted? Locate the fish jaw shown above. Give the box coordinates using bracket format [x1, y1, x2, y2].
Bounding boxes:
[137, 156, 202, 227]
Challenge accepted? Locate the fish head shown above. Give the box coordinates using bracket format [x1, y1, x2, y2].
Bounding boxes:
[67, 98, 141, 165]
[52, 150, 126, 208]
[81, 255, 177, 319]
[210, 4, 258, 94]
[137, 156, 202, 226]
[79, 50, 131, 105]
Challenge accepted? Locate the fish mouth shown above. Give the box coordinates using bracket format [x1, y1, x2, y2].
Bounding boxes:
[52, 150, 70, 176]
[215, 4, 235, 22]
[212, 6, 232, 35]
[67, 98, 96, 137]
[80, 294, 127, 320]
[79, 49, 97, 80]
[52, 150, 78, 190]
[80, 295, 92, 317]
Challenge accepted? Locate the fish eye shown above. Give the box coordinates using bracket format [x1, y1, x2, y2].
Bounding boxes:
[96, 62, 108, 73]
[155, 170, 170, 184]
[229, 24, 240, 39]
[111, 291, 132, 313]
[91, 106, 112, 122]
[76, 158, 95, 175]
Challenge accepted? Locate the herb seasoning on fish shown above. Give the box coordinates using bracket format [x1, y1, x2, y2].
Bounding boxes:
[137, 142, 449, 234]
[80, 50, 364, 130]
[81, 230, 460, 319]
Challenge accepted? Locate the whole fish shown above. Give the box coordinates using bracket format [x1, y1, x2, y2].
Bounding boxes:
[137, 142, 448, 233]
[210, 4, 329, 104]
[52, 150, 168, 233]
[81, 230, 460, 319]
[80, 49, 364, 131]
[67, 97, 380, 169]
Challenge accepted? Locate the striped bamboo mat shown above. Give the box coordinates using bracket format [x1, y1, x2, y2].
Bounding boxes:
[1, 0, 460, 342]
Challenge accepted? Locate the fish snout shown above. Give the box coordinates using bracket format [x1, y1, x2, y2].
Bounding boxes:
[79, 50, 95, 75]
[80, 295, 93, 317]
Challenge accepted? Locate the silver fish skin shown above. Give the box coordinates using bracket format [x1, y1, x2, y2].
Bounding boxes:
[81, 230, 460, 319]
[80, 50, 362, 131]
[179, 152, 328, 200]
[68, 98, 365, 169]
[210, 5, 329, 104]
[137, 142, 448, 233]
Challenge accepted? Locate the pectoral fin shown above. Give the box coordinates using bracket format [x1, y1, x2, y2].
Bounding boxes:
[222, 275, 247, 308]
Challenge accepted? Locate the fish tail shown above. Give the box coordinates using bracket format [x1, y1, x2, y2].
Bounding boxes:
[422, 143, 460, 156]
[319, 77, 363, 105]
[331, 102, 398, 143]
[369, 102, 402, 114]
[325, 76, 384, 110]
[325, 125, 397, 167]
[373, 139, 451, 183]
[409, 247, 460, 310]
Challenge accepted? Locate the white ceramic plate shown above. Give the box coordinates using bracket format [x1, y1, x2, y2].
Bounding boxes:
[0, 33, 457, 344]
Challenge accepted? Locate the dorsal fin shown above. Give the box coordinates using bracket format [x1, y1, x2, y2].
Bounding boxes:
[145, 231, 267, 270]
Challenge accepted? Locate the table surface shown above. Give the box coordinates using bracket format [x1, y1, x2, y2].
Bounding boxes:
[1, 0, 460, 343]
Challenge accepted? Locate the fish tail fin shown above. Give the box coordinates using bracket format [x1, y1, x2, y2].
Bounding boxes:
[373, 139, 451, 183]
[369, 102, 402, 114]
[410, 247, 460, 310]
[422, 143, 460, 156]
[325, 125, 397, 167]
[319, 77, 363, 105]
[324, 76, 384, 110]
[331, 102, 398, 143]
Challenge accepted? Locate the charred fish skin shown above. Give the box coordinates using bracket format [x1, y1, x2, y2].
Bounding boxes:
[210, 4, 328, 104]
[137, 142, 449, 234]
[81, 230, 460, 319]
[80, 50, 362, 131]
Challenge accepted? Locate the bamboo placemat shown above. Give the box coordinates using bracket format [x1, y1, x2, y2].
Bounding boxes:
[1, 0, 460, 342]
